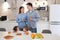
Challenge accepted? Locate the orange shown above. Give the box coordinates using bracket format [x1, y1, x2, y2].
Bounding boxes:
[31, 33, 35, 39]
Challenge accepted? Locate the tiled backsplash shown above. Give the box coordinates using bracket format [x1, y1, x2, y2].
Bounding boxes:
[38, 10, 49, 21]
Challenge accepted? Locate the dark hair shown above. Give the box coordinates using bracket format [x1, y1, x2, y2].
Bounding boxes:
[19, 6, 24, 14]
[23, 26, 29, 31]
[13, 26, 18, 32]
[26, 2, 33, 7]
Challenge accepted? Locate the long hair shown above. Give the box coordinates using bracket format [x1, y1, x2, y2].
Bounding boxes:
[19, 6, 24, 14]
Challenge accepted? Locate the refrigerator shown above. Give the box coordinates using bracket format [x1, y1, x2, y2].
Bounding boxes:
[49, 4, 60, 36]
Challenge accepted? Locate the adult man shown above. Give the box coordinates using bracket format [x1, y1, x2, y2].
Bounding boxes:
[26, 3, 40, 33]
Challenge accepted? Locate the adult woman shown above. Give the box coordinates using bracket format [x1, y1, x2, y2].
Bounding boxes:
[16, 6, 26, 31]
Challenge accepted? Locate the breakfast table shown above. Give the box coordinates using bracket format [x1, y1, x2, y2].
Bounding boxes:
[0, 32, 60, 40]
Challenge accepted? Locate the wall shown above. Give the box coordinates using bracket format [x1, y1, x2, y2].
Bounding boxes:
[0, 0, 60, 21]
[0, 0, 18, 21]
[56, 0, 60, 4]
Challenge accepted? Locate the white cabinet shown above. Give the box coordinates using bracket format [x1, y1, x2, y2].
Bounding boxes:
[50, 25, 60, 36]
[49, 5, 60, 21]
[50, 5, 60, 36]
[37, 20, 49, 33]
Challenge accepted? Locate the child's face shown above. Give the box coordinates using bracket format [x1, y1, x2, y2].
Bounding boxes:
[23, 28, 27, 32]
[16, 27, 19, 31]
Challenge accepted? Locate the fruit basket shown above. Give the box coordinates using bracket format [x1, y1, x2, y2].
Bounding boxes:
[31, 33, 44, 40]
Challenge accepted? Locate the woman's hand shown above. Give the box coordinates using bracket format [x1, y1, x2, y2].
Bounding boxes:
[29, 17, 32, 21]
[21, 18, 24, 22]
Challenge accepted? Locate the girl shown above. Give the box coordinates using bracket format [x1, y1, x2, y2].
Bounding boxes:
[16, 6, 27, 31]
[13, 26, 19, 33]
[23, 26, 31, 35]
[13, 26, 22, 35]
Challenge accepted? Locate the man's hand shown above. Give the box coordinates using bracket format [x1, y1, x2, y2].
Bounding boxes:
[29, 17, 32, 21]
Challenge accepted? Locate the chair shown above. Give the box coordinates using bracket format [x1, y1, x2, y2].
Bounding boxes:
[0, 28, 6, 31]
[42, 29, 52, 34]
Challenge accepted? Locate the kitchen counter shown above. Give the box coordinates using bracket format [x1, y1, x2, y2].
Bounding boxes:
[0, 20, 49, 33]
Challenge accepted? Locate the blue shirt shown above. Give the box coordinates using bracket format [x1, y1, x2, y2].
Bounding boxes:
[26, 10, 40, 28]
[16, 13, 26, 28]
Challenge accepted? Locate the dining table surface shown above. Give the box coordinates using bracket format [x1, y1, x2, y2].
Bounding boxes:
[0, 31, 60, 40]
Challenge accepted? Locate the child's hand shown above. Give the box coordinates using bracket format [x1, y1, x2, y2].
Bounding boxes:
[16, 33, 22, 36]
[24, 31, 29, 35]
